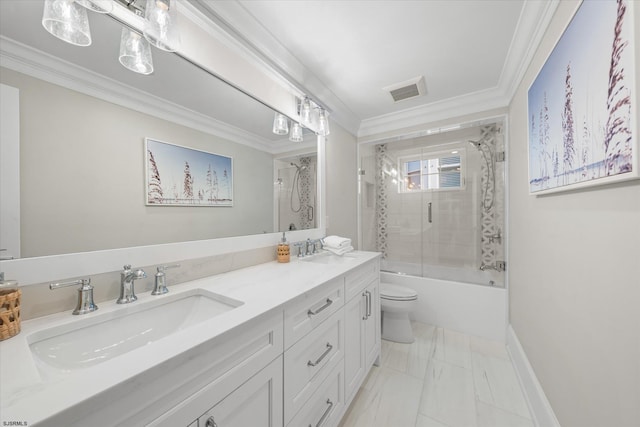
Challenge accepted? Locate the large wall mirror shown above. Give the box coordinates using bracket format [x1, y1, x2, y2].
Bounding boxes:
[0, 1, 319, 260]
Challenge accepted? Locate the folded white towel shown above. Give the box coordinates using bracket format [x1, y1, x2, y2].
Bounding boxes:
[323, 235, 352, 249]
[325, 245, 354, 256]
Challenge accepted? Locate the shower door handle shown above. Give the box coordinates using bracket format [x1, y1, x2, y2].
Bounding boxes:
[427, 202, 432, 223]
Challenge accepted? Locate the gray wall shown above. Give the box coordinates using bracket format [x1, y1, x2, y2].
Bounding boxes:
[1, 68, 274, 257]
[508, 2, 640, 426]
[325, 121, 358, 246]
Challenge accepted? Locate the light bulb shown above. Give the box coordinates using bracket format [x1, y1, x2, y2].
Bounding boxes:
[318, 109, 330, 136]
[301, 98, 312, 123]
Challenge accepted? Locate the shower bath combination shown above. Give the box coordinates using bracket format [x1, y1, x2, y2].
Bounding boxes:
[360, 123, 506, 287]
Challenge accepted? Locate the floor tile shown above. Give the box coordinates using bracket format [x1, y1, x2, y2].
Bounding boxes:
[415, 414, 451, 427]
[340, 323, 534, 427]
[475, 401, 535, 427]
[471, 352, 530, 418]
[419, 359, 477, 427]
[340, 366, 423, 427]
[433, 328, 471, 369]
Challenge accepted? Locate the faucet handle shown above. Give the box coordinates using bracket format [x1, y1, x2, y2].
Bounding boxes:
[157, 263, 180, 273]
[152, 264, 180, 295]
[50, 278, 92, 290]
[50, 278, 98, 315]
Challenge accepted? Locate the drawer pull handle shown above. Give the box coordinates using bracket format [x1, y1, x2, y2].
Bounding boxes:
[309, 398, 334, 427]
[366, 290, 372, 318]
[307, 343, 333, 367]
[307, 298, 333, 316]
[205, 416, 217, 427]
[362, 291, 368, 320]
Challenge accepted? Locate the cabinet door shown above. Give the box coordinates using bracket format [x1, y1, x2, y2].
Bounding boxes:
[363, 279, 381, 368]
[198, 356, 283, 427]
[344, 292, 366, 402]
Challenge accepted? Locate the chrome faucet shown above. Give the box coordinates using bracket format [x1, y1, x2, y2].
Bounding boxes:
[152, 264, 180, 295]
[50, 278, 98, 315]
[117, 265, 146, 304]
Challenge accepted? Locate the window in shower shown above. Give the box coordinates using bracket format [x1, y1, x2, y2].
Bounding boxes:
[399, 150, 464, 192]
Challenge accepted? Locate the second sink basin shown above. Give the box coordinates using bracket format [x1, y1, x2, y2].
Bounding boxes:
[29, 288, 242, 372]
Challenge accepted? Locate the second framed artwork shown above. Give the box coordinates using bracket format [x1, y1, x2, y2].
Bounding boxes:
[145, 138, 233, 206]
[527, 0, 637, 195]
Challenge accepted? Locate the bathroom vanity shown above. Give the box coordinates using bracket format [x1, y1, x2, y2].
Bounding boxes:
[0, 251, 380, 427]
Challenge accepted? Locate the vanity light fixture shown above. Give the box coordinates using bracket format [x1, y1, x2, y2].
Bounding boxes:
[76, 0, 114, 13]
[272, 112, 290, 135]
[42, 0, 92, 46]
[119, 28, 154, 75]
[143, 0, 180, 52]
[41, 0, 182, 75]
[289, 122, 304, 142]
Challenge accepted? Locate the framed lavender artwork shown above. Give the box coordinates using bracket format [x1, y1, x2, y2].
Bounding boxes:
[527, 0, 637, 195]
[145, 138, 233, 206]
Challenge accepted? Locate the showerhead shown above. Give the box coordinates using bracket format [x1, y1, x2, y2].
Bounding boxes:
[291, 162, 308, 171]
[468, 140, 482, 149]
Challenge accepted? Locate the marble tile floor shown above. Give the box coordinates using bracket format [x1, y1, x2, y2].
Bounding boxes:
[339, 322, 534, 427]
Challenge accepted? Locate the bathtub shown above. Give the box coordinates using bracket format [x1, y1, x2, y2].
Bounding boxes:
[380, 270, 507, 342]
[381, 259, 504, 287]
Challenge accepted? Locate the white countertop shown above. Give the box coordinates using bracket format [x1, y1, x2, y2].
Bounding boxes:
[0, 250, 379, 425]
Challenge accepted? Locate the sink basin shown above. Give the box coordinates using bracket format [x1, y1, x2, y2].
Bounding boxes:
[302, 252, 358, 265]
[28, 289, 242, 372]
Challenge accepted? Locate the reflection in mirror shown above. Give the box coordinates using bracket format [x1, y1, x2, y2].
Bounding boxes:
[274, 153, 317, 232]
[0, 1, 318, 259]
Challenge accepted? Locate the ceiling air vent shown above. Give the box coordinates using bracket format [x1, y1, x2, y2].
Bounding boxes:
[384, 76, 427, 103]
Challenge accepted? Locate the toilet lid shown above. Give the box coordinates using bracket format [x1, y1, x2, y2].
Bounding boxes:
[380, 283, 417, 301]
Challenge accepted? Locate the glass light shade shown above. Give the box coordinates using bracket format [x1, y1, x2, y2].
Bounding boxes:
[75, 0, 113, 13]
[318, 109, 330, 136]
[301, 98, 312, 123]
[289, 122, 304, 142]
[42, 0, 92, 47]
[272, 113, 289, 135]
[144, 0, 180, 52]
[119, 28, 154, 75]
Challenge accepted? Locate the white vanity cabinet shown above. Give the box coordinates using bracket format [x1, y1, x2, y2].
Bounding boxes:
[195, 355, 283, 427]
[344, 260, 381, 403]
[145, 312, 284, 427]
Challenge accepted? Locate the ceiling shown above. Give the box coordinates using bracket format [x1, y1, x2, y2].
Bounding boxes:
[0, 1, 558, 144]
[198, 0, 557, 137]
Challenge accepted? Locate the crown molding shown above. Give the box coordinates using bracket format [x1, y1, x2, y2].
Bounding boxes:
[0, 36, 279, 154]
[498, 0, 560, 103]
[358, 87, 509, 140]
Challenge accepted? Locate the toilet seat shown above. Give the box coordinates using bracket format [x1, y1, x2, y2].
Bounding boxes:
[380, 283, 417, 301]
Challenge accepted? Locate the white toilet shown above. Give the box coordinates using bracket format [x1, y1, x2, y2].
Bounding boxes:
[380, 283, 418, 343]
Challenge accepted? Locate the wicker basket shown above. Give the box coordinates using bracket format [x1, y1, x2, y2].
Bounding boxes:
[0, 288, 21, 341]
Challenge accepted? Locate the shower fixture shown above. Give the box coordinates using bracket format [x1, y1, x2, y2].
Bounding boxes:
[469, 138, 495, 212]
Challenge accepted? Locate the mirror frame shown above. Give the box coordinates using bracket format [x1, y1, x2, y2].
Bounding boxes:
[0, 2, 327, 286]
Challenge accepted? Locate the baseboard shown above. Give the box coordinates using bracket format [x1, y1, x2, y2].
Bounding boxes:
[506, 325, 561, 427]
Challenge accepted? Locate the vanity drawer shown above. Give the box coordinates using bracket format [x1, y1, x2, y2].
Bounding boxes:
[284, 308, 344, 423]
[344, 259, 379, 301]
[284, 277, 344, 349]
[287, 362, 345, 427]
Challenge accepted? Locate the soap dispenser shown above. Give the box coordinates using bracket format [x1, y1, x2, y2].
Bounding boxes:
[277, 232, 290, 263]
